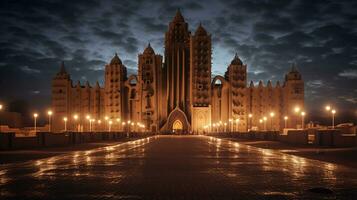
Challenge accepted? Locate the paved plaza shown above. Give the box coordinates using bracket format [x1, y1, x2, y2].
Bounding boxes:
[1, 135, 357, 199]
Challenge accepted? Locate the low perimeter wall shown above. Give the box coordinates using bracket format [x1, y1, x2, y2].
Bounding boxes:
[207, 129, 356, 147]
[0, 132, 154, 150]
[206, 131, 279, 141]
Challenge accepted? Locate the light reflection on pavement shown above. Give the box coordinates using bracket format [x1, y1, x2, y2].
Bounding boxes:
[0, 135, 356, 199]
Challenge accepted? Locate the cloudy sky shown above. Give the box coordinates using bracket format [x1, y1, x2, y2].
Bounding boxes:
[0, 0, 357, 119]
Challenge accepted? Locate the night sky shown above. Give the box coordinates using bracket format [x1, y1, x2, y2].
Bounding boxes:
[0, 0, 357, 121]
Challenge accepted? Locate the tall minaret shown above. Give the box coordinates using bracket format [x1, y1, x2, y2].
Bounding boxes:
[104, 53, 127, 120]
[164, 9, 191, 117]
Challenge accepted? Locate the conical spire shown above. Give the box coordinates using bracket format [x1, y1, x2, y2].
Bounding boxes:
[95, 81, 100, 88]
[195, 22, 207, 36]
[85, 81, 90, 88]
[267, 80, 272, 87]
[291, 63, 298, 72]
[59, 61, 67, 74]
[143, 42, 155, 54]
[231, 53, 243, 65]
[249, 80, 254, 88]
[173, 9, 185, 22]
[110, 52, 122, 65]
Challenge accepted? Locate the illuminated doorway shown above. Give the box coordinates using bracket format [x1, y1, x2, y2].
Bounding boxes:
[172, 120, 183, 131]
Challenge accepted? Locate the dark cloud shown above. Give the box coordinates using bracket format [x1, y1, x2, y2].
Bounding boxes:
[0, 0, 356, 120]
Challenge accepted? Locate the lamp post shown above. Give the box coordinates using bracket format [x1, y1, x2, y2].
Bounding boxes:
[63, 117, 68, 132]
[248, 114, 253, 131]
[47, 110, 53, 132]
[263, 116, 267, 131]
[325, 105, 337, 129]
[73, 114, 79, 132]
[235, 119, 239, 132]
[122, 122, 126, 130]
[259, 119, 263, 130]
[116, 118, 121, 131]
[224, 122, 227, 132]
[33, 113, 38, 133]
[131, 122, 134, 133]
[331, 109, 336, 129]
[301, 111, 305, 129]
[0, 104, 3, 132]
[86, 115, 91, 132]
[294, 106, 301, 129]
[229, 119, 232, 132]
[269, 112, 275, 131]
[284, 116, 288, 129]
[97, 120, 101, 131]
[108, 121, 112, 132]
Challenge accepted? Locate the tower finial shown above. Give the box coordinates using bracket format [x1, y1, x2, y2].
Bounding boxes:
[59, 61, 67, 74]
[173, 8, 184, 22]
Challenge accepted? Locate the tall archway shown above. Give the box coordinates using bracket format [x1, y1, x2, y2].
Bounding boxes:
[160, 107, 191, 134]
[173, 120, 183, 130]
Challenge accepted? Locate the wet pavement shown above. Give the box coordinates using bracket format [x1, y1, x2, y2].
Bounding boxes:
[0, 135, 357, 199]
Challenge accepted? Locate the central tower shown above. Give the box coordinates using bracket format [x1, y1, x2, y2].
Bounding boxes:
[164, 10, 191, 118]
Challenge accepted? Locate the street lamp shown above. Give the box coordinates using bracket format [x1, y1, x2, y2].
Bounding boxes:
[248, 114, 253, 131]
[108, 121, 113, 132]
[235, 119, 239, 132]
[47, 110, 53, 132]
[294, 106, 301, 129]
[224, 122, 227, 132]
[263, 116, 267, 131]
[63, 117, 68, 132]
[270, 112, 275, 131]
[284, 116, 288, 129]
[325, 105, 331, 112]
[229, 119, 233, 132]
[331, 109, 336, 129]
[325, 105, 337, 129]
[116, 118, 121, 131]
[97, 120, 102, 131]
[259, 119, 263, 130]
[86, 115, 91, 132]
[301, 111, 305, 129]
[73, 114, 79, 132]
[131, 122, 135, 133]
[33, 113, 38, 133]
[0, 104, 3, 132]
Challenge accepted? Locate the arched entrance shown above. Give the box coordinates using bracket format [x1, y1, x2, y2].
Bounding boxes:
[173, 120, 183, 131]
[160, 107, 191, 134]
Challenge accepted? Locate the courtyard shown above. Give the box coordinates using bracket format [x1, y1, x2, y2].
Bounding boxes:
[0, 135, 356, 199]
